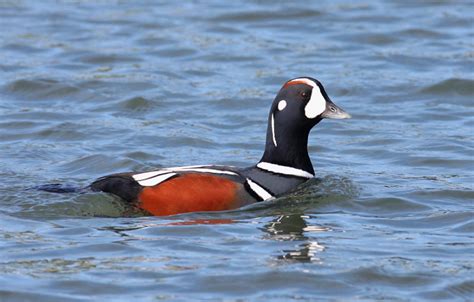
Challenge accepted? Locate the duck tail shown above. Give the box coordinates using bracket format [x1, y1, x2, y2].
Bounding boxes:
[35, 183, 88, 194]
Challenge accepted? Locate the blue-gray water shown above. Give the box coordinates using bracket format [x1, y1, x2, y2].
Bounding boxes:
[0, 1, 473, 301]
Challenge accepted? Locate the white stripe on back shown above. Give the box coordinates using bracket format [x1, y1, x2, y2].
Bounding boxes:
[132, 165, 238, 185]
[177, 168, 237, 175]
[257, 162, 314, 178]
[137, 172, 177, 187]
[133, 170, 169, 181]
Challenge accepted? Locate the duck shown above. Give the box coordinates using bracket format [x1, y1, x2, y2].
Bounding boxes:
[90, 77, 351, 216]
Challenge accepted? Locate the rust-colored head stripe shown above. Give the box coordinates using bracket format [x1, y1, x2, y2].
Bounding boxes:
[283, 78, 316, 89]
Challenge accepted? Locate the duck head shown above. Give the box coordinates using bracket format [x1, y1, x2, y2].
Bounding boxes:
[260, 77, 351, 175]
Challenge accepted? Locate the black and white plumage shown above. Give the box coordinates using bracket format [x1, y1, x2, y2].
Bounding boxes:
[89, 77, 351, 215]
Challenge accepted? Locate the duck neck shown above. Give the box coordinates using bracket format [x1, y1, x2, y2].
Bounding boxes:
[259, 117, 318, 175]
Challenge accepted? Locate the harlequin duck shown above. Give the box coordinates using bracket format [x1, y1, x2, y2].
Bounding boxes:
[90, 77, 351, 216]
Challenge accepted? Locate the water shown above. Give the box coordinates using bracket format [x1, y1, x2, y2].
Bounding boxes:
[0, 1, 473, 301]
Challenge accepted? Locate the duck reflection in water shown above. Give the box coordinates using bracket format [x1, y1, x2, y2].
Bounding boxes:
[262, 213, 328, 262]
[100, 213, 327, 264]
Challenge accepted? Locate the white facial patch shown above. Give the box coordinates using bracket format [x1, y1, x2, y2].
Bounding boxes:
[277, 100, 287, 111]
[287, 78, 327, 119]
[305, 85, 326, 119]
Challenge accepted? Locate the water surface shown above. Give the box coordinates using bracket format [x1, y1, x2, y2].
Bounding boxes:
[0, 1, 473, 301]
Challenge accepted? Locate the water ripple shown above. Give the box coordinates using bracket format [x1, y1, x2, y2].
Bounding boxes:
[0, 0, 472, 300]
[421, 78, 474, 96]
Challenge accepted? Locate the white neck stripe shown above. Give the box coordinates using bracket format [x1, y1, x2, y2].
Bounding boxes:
[271, 113, 277, 147]
[257, 162, 314, 178]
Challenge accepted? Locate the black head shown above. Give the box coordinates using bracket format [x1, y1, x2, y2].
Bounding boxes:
[260, 77, 350, 174]
[272, 77, 350, 131]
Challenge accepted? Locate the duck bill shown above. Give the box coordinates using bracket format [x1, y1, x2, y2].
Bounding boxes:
[321, 101, 351, 119]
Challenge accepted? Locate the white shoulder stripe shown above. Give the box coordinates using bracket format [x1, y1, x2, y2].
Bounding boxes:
[246, 178, 274, 201]
[257, 162, 314, 179]
[137, 172, 177, 187]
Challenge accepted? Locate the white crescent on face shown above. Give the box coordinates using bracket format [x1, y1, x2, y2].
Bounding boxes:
[287, 78, 326, 119]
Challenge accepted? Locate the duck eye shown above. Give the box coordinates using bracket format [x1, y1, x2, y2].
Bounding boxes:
[300, 91, 309, 99]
